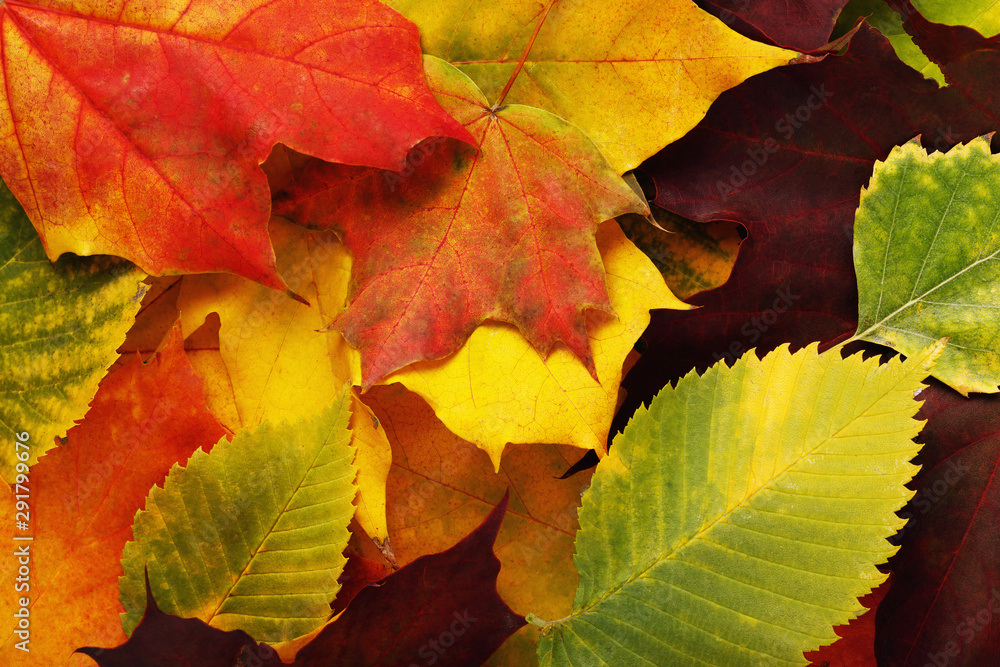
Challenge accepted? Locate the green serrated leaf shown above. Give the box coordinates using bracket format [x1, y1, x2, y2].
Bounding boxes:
[853, 135, 1000, 395]
[119, 391, 356, 644]
[535, 341, 942, 666]
[0, 180, 145, 485]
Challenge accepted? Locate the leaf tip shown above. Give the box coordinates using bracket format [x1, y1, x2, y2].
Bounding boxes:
[920, 337, 948, 370]
[286, 288, 310, 306]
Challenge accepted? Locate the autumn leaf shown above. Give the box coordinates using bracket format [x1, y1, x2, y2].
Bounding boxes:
[119, 392, 355, 643]
[0, 180, 145, 483]
[383, 220, 685, 468]
[888, 0, 1000, 68]
[287, 491, 524, 667]
[0, 327, 225, 666]
[534, 342, 941, 666]
[387, 0, 796, 172]
[364, 383, 590, 665]
[836, 0, 946, 83]
[695, 0, 851, 50]
[329, 553, 392, 617]
[0, 0, 471, 289]
[178, 219, 391, 542]
[112, 277, 184, 369]
[81, 494, 523, 667]
[875, 381, 1000, 665]
[852, 136, 1000, 395]
[76, 571, 277, 667]
[617, 207, 741, 301]
[624, 25, 996, 412]
[804, 579, 888, 667]
[274, 56, 648, 386]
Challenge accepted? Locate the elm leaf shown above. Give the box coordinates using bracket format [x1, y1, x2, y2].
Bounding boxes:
[852, 136, 1000, 395]
[119, 391, 355, 643]
[535, 342, 941, 666]
[0, 179, 145, 484]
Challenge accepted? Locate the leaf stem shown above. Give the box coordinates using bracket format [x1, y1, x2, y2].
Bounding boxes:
[526, 612, 568, 628]
[493, 0, 556, 109]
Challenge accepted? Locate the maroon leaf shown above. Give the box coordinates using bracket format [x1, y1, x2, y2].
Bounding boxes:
[330, 553, 392, 617]
[806, 577, 890, 666]
[887, 0, 1000, 147]
[75, 570, 279, 667]
[623, 24, 998, 418]
[887, 0, 992, 66]
[874, 384, 1000, 666]
[291, 491, 524, 667]
[695, 0, 851, 51]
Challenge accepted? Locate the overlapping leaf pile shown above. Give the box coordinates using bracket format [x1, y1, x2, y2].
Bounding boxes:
[3, 0, 1000, 665]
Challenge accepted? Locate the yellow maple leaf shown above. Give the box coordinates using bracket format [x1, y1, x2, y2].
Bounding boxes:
[387, 0, 796, 172]
[383, 220, 689, 469]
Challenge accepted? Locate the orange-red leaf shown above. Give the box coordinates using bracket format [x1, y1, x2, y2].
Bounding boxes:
[273, 57, 647, 385]
[0, 0, 471, 288]
[0, 327, 226, 666]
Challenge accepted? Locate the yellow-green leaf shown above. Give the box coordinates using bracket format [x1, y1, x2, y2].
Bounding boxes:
[0, 180, 145, 484]
[853, 136, 1000, 395]
[178, 219, 391, 540]
[119, 392, 355, 644]
[535, 341, 942, 666]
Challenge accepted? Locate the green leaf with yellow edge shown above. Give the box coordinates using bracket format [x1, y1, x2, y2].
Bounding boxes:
[0, 179, 145, 485]
[533, 340, 943, 666]
[119, 390, 355, 644]
[178, 219, 391, 541]
[383, 220, 689, 470]
[386, 0, 795, 173]
[852, 136, 1000, 395]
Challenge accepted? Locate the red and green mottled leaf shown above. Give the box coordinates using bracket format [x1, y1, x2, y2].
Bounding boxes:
[0, 0, 470, 289]
[0, 328, 226, 666]
[273, 56, 646, 386]
[875, 383, 1000, 665]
